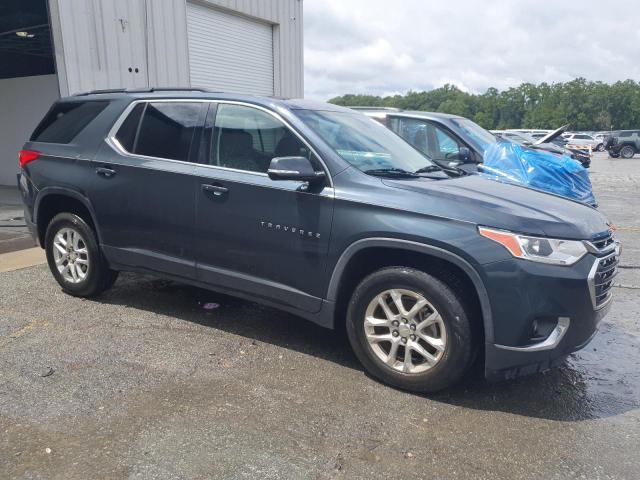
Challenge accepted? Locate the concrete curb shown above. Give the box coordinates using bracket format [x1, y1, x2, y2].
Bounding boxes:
[0, 247, 46, 273]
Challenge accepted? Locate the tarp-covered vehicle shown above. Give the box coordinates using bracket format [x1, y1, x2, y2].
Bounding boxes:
[481, 141, 596, 206]
[353, 108, 596, 206]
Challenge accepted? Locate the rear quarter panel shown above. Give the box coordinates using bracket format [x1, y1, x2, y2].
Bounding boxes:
[21, 99, 131, 234]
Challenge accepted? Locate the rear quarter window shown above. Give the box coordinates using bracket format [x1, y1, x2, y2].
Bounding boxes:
[31, 101, 109, 143]
[114, 103, 145, 152]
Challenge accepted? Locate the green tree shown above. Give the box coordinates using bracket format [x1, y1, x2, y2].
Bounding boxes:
[328, 79, 640, 131]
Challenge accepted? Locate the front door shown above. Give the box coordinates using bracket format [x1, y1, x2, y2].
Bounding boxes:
[90, 101, 206, 278]
[194, 103, 334, 312]
[390, 116, 464, 162]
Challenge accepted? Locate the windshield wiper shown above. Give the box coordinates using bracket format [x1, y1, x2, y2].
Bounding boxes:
[364, 168, 419, 178]
[428, 159, 470, 177]
[414, 165, 442, 174]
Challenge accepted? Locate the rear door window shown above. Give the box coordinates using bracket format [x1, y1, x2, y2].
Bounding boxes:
[135, 103, 204, 161]
[115, 102, 204, 162]
[31, 101, 109, 143]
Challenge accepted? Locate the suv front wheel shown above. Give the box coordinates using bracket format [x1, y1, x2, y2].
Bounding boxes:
[346, 267, 474, 392]
[45, 212, 118, 297]
[620, 145, 636, 159]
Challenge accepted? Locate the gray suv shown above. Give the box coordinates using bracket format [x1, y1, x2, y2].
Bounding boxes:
[608, 130, 640, 158]
[18, 89, 619, 392]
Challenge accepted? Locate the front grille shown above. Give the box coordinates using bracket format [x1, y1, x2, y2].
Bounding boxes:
[591, 234, 615, 251]
[591, 252, 619, 308]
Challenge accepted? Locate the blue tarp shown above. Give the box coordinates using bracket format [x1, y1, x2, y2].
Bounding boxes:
[480, 141, 597, 206]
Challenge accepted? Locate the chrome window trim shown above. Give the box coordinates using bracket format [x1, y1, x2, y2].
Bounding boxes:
[105, 98, 333, 187]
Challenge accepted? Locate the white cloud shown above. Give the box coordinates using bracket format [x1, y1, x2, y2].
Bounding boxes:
[303, 0, 640, 100]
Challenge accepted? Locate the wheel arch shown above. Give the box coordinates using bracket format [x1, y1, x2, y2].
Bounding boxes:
[35, 188, 101, 247]
[327, 238, 494, 343]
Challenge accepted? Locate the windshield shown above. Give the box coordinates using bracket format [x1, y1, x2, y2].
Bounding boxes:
[294, 110, 436, 173]
[450, 117, 496, 151]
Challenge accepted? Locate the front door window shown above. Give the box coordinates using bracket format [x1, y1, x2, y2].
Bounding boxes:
[210, 104, 309, 173]
[393, 117, 462, 161]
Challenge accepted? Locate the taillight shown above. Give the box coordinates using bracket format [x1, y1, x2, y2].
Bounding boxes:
[19, 149, 40, 168]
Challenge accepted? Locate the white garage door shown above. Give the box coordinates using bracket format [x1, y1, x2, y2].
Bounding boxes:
[186, 2, 274, 96]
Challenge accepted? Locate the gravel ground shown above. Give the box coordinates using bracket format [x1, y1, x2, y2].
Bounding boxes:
[1, 152, 639, 479]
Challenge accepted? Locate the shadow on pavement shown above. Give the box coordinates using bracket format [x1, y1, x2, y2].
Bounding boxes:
[92, 272, 638, 423]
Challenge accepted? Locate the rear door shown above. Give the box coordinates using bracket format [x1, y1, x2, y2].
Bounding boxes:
[89, 100, 205, 278]
[193, 102, 334, 312]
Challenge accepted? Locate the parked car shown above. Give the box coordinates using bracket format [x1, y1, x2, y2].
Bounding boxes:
[563, 133, 602, 151]
[356, 109, 591, 172]
[534, 125, 592, 168]
[593, 132, 608, 151]
[19, 89, 619, 392]
[353, 108, 489, 174]
[607, 130, 640, 158]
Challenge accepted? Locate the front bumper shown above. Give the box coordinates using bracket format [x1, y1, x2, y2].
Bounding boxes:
[483, 244, 619, 381]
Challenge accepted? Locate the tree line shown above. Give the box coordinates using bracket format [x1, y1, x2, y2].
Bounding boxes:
[329, 78, 640, 131]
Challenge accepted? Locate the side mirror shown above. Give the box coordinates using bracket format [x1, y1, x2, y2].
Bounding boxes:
[458, 147, 472, 162]
[268, 156, 325, 183]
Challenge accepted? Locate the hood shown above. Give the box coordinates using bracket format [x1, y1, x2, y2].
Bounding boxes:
[382, 175, 608, 240]
[535, 124, 569, 145]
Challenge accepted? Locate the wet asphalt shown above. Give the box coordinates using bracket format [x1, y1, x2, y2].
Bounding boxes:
[0, 152, 639, 479]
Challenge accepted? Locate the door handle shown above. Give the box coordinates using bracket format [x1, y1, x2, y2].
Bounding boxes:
[95, 167, 116, 178]
[201, 184, 228, 197]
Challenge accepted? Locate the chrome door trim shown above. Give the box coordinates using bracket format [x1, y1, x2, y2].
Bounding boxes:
[105, 98, 334, 187]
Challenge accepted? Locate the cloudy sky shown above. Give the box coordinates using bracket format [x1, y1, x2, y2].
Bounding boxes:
[304, 0, 640, 100]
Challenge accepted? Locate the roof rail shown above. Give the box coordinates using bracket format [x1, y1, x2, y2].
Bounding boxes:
[349, 106, 403, 112]
[74, 87, 213, 96]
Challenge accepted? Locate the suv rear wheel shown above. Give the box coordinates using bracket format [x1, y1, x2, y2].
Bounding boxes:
[45, 212, 118, 297]
[346, 267, 474, 392]
[620, 145, 636, 159]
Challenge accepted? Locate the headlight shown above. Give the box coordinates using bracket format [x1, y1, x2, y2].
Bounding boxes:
[478, 227, 587, 266]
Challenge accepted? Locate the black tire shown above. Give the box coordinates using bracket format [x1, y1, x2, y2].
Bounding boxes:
[596, 143, 605, 152]
[45, 212, 118, 297]
[346, 267, 475, 393]
[620, 145, 636, 159]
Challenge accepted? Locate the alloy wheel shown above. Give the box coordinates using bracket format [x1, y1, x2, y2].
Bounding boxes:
[363, 289, 447, 374]
[52, 227, 90, 284]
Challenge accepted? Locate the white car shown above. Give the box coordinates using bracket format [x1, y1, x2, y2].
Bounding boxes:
[563, 133, 603, 151]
